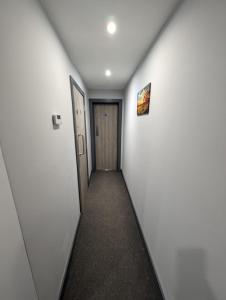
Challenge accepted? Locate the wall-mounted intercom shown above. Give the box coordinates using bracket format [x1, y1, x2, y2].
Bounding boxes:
[52, 114, 62, 127]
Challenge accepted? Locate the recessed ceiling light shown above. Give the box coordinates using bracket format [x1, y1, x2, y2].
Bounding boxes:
[105, 69, 112, 77]
[107, 21, 117, 35]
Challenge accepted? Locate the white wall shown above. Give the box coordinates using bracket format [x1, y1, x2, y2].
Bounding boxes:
[122, 1, 226, 299]
[0, 0, 91, 299]
[89, 89, 124, 99]
[0, 146, 38, 300]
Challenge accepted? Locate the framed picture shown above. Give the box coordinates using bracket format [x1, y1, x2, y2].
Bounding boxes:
[137, 83, 151, 116]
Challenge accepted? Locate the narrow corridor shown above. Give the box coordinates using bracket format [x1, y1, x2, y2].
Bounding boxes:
[61, 171, 163, 300]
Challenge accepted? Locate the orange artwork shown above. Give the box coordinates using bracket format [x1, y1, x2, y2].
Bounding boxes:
[137, 83, 151, 116]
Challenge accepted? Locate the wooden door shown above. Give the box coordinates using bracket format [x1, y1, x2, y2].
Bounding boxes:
[72, 84, 88, 211]
[94, 104, 118, 170]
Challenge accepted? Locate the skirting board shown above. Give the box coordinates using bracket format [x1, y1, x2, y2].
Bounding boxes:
[58, 214, 82, 300]
[120, 170, 166, 300]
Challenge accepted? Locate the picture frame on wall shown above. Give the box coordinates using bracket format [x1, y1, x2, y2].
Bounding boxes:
[137, 83, 151, 116]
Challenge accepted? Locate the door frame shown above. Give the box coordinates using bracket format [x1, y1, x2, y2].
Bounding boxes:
[89, 98, 122, 172]
[70, 76, 89, 213]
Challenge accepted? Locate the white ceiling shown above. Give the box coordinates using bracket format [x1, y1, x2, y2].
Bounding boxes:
[40, 0, 180, 90]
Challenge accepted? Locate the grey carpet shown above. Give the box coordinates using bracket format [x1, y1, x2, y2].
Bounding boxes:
[61, 171, 164, 300]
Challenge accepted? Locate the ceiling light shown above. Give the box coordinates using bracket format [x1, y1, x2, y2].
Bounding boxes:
[105, 69, 112, 77]
[107, 21, 117, 35]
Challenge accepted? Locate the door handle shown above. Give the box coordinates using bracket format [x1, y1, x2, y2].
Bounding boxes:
[82, 134, 85, 155]
[78, 134, 85, 156]
[96, 126, 99, 136]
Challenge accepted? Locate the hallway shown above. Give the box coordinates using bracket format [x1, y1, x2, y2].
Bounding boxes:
[61, 172, 163, 300]
[2, 0, 226, 299]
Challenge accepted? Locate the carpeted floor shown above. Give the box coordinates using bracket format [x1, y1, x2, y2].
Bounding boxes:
[61, 171, 164, 300]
